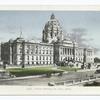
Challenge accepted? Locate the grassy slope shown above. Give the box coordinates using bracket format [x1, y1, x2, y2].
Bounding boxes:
[6, 67, 64, 77]
[58, 67, 81, 71]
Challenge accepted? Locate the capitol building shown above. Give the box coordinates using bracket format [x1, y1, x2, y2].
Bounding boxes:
[1, 14, 94, 67]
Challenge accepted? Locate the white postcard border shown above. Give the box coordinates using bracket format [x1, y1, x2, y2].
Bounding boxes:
[0, 5, 99, 95]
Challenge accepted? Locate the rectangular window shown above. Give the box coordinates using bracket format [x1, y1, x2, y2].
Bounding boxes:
[39, 50, 41, 54]
[32, 56, 34, 60]
[27, 50, 29, 54]
[35, 50, 38, 54]
[36, 56, 38, 60]
[46, 56, 48, 60]
[32, 62, 34, 64]
[61, 57, 62, 61]
[43, 62, 45, 64]
[28, 61, 29, 65]
[43, 56, 45, 60]
[50, 56, 51, 60]
[50, 50, 51, 54]
[19, 50, 22, 54]
[43, 50, 45, 54]
[40, 56, 41, 60]
[27, 56, 29, 60]
[46, 50, 48, 54]
[27, 45, 31, 49]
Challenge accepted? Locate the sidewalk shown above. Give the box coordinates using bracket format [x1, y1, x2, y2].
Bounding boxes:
[77, 68, 98, 72]
[0, 74, 46, 81]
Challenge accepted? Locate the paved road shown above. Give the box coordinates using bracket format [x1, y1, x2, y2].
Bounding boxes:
[0, 74, 78, 86]
[0, 70, 98, 86]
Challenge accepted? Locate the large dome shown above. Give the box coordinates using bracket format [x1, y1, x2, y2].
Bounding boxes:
[42, 13, 64, 43]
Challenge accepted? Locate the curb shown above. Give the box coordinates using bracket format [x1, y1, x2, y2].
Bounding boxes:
[0, 74, 46, 81]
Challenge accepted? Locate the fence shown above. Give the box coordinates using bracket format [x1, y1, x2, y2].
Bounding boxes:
[48, 76, 100, 86]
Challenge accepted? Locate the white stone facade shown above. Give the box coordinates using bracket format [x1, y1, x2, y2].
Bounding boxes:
[11, 38, 54, 65]
[1, 14, 94, 66]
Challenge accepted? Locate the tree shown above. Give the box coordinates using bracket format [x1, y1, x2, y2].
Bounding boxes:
[69, 28, 99, 54]
[88, 63, 91, 69]
[70, 28, 88, 47]
[94, 57, 100, 63]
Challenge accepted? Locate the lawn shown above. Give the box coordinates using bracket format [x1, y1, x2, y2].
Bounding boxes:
[58, 67, 81, 71]
[6, 67, 64, 77]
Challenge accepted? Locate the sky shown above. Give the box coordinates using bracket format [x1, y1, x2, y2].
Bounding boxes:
[0, 11, 100, 57]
